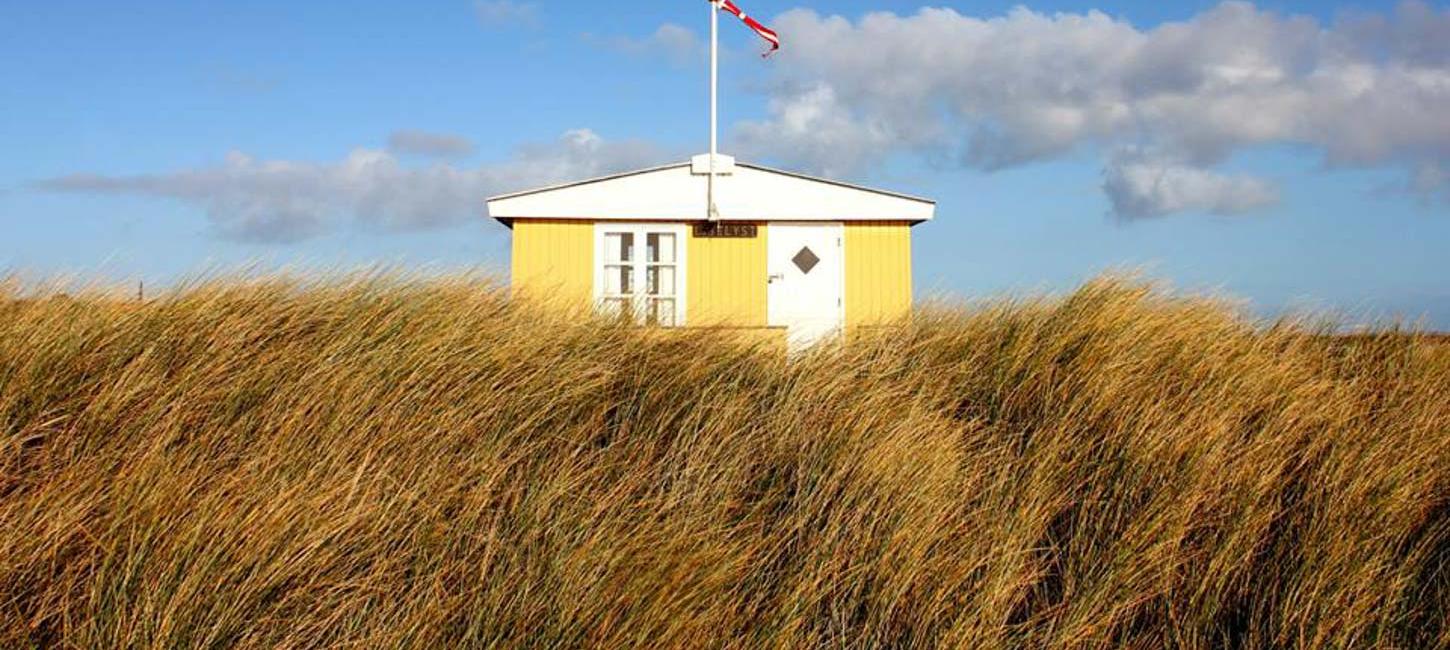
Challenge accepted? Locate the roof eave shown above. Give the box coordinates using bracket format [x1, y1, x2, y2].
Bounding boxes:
[484, 159, 938, 225]
[486, 160, 936, 206]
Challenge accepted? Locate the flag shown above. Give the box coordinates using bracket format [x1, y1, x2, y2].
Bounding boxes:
[716, 0, 780, 56]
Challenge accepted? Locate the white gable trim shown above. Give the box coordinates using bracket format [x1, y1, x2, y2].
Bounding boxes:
[486, 159, 936, 226]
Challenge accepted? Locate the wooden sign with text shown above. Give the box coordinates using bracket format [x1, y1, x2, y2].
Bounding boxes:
[693, 222, 759, 238]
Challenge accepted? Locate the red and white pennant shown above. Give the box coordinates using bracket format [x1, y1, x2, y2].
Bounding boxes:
[715, 0, 780, 56]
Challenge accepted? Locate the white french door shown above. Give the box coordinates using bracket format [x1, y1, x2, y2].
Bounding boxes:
[594, 223, 687, 326]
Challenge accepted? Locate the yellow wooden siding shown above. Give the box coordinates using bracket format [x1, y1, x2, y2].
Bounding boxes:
[510, 220, 594, 310]
[686, 224, 768, 327]
[510, 219, 908, 330]
[845, 222, 914, 327]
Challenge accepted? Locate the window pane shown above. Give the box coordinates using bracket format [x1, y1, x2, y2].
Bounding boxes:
[647, 233, 675, 263]
[604, 234, 621, 263]
[649, 299, 676, 327]
[604, 265, 633, 295]
[602, 298, 633, 322]
[605, 232, 634, 263]
[647, 266, 675, 296]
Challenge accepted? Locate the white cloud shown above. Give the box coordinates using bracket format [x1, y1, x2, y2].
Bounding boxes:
[34, 130, 672, 243]
[475, 0, 537, 27]
[735, 83, 912, 180]
[1407, 162, 1450, 204]
[1103, 151, 1279, 219]
[735, 1, 1450, 218]
[387, 130, 477, 159]
[1374, 160, 1450, 205]
[588, 23, 704, 65]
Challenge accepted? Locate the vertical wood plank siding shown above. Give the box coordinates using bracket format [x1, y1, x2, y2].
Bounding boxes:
[845, 222, 914, 327]
[511, 219, 912, 330]
[510, 220, 594, 309]
[687, 224, 769, 327]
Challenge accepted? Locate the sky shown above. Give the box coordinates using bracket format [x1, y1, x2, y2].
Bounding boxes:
[2, 0, 1448, 328]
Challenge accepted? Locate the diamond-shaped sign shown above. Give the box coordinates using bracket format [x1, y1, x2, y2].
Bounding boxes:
[792, 246, 820, 275]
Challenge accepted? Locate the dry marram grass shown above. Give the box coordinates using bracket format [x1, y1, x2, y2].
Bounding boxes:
[1, 275, 1447, 648]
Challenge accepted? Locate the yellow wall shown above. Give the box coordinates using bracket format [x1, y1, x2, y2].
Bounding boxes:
[686, 224, 768, 327]
[510, 220, 594, 309]
[510, 219, 913, 329]
[845, 222, 914, 327]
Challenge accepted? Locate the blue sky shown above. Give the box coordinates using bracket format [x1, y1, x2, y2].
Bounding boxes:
[2, 0, 1448, 327]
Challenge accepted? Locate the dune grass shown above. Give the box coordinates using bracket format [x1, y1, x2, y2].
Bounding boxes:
[0, 275, 1446, 648]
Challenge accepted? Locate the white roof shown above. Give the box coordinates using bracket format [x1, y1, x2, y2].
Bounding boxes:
[486, 155, 935, 226]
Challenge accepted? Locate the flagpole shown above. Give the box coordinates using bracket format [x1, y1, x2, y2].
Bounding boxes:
[707, 0, 719, 221]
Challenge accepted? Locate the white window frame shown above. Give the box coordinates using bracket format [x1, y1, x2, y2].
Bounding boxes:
[593, 222, 688, 327]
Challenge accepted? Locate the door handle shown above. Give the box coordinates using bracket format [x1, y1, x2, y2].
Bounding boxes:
[768, 273, 785, 283]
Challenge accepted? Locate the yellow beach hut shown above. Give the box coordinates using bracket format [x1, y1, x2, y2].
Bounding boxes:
[486, 154, 935, 348]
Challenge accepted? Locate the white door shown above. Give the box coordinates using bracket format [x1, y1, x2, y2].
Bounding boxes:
[768, 223, 844, 350]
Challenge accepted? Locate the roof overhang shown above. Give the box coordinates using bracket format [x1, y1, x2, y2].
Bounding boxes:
[486, 157, 936, 227]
